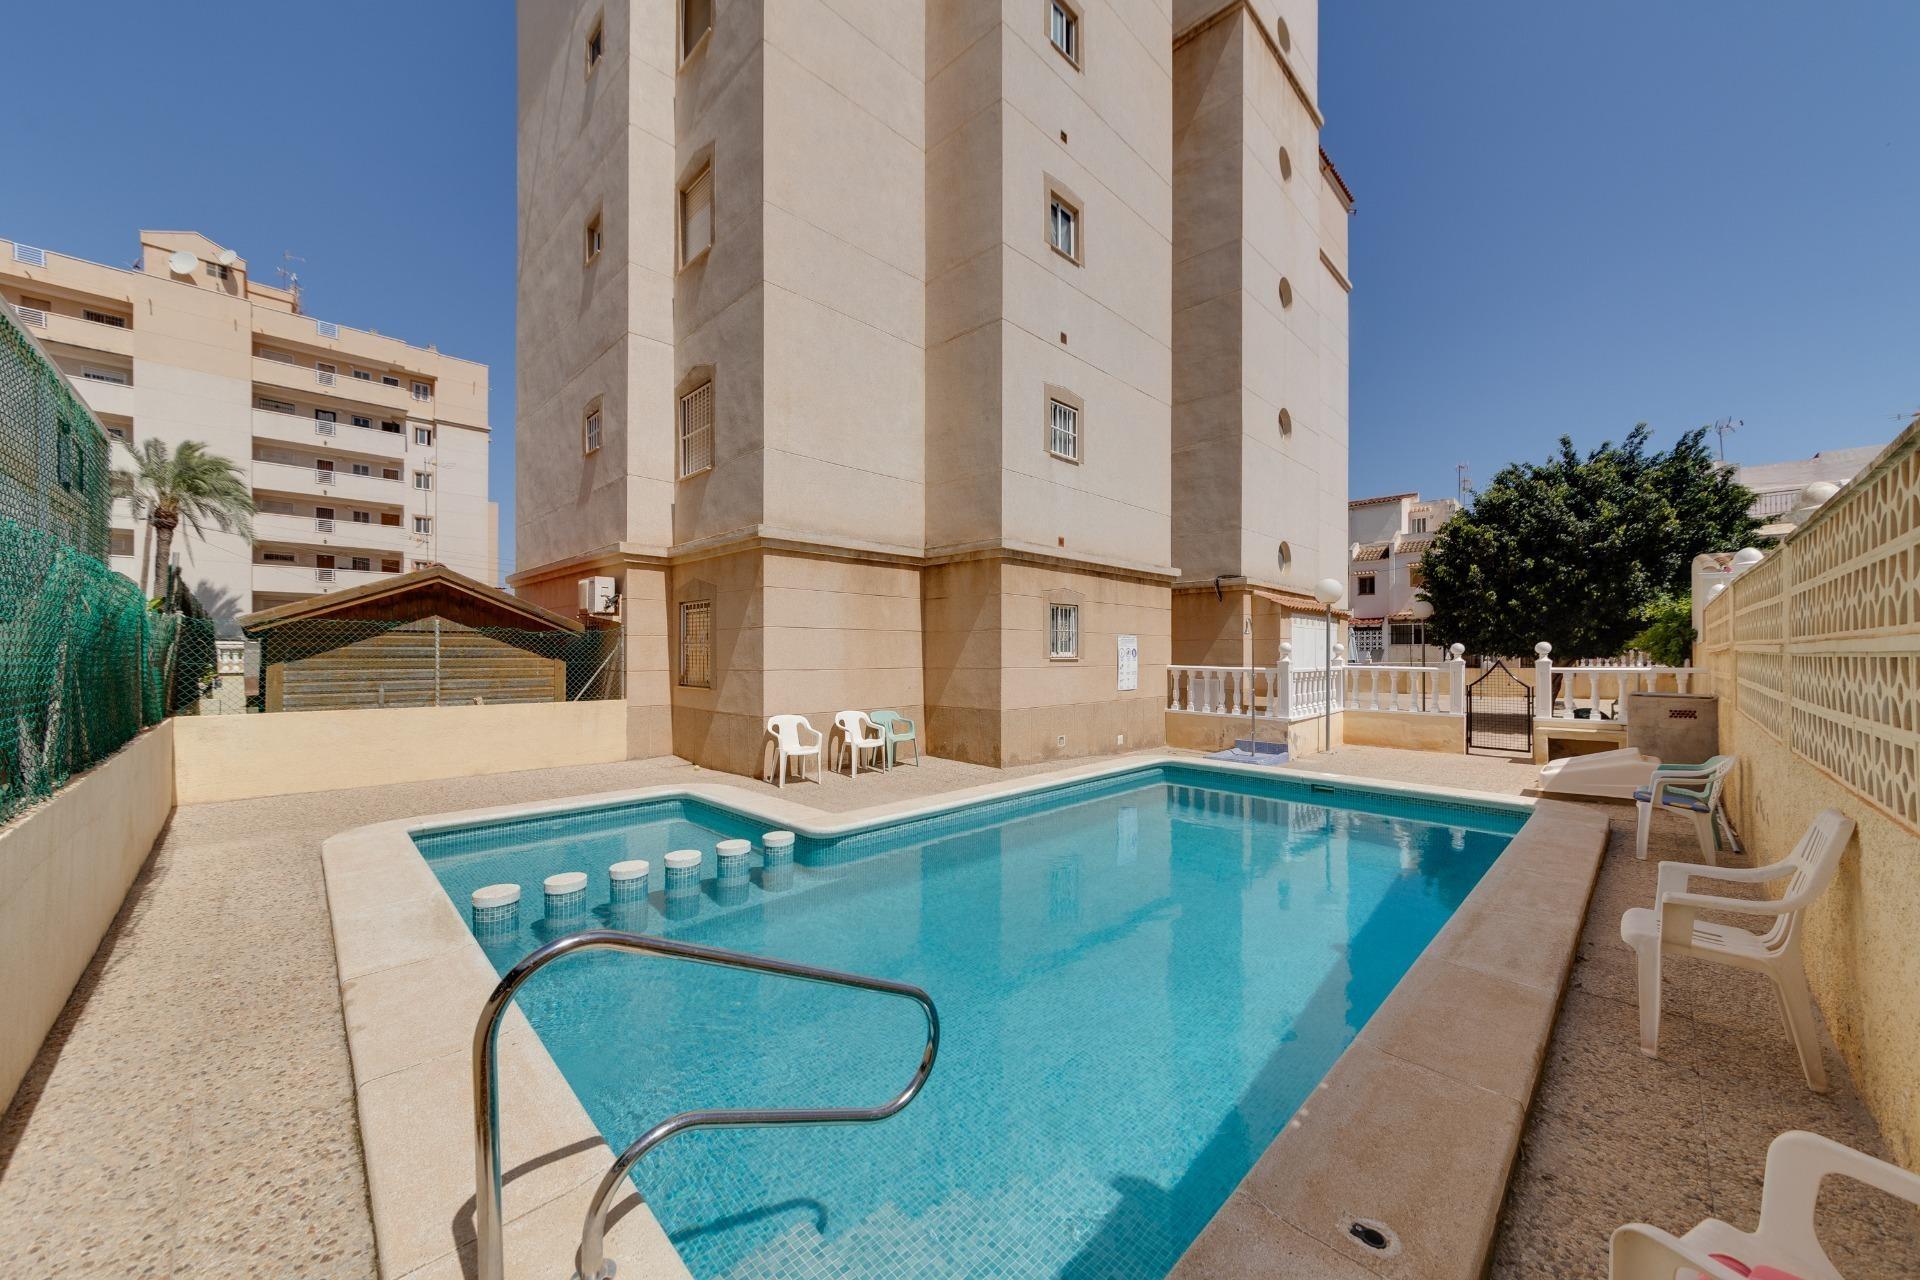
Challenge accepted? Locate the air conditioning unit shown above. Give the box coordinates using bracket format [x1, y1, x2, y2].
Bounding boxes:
[578, 575, 620, 617]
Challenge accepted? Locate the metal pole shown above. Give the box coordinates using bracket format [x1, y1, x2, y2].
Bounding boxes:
[1322, 604, 1332, 754]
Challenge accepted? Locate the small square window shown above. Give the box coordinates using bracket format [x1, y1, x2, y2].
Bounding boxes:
[381, 465, 401, 480]
[1356, 577, 1377, 597]
[1049, 0, 1079, 64]
[350, 556, 372, 572]
[205, 262, 230, 280]
[381, 374, 400, 387]
[1047, 398, 1079, 462]
[680, 165, 714, 266]
[382, 420, 403, 434]
[413, 516, 432, 535]
[413, 471, 433, 490]
[1048, 603, 1079, 659]
[585, 214, 604, 264]
[413, 426, 433, 446]
[678, 381, 713, 477]
[583, 407, 603, 454]
[110, 528, 135, 557]
[1047, 194, 1078, 261]
[352, 369, 373, 381]
[350, 462, 371, 477]
[681, 0, 712, 59]
[381, 558, 401, 573]
[351, 415, 372, 429]
[679, 600, 713, 687]
[411, 381, 431, 401]
[586, 18, 604, 73]
[352, 510, 371, 523]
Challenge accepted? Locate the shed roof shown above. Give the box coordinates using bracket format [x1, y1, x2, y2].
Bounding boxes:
[239, 565, 581, 634]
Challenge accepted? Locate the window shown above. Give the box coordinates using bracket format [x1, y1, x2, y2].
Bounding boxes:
[583, 406, 602, 454]
[351, 415, 372, 429]
[381, 374, 400, 387]
[382, 420, 404, 434]
[262, 551, 297, 564]
[81, 366, 130, 385]
[352, 369, 373, 381]
[205, 262, 230, 280]
[1047, 194, 1078, 261]
[1048, 0, 1079, 63]
[259, 348, 294, 364]
[1409, 516, 1428, 533]
[678, 381, 714, 477]
[1048, 603, 1079, 659]
[350, 462, 372, 477]
[1356, 577, 1377, 597]
[680, 165, 714, 266]
[257, 397, 296, 414]
[110, 528, 135, 557]
[585, 214, 604, 264]
[586, 17, 604, 73]
[314, 409, 337, 423]
[1409, 567, 1426, 589]
[413, 516, 432, 534]
[380, 512, 402, 527]
[82, 309, 127, 328]
[105, 423, 130, 443]
[413, 471, 433, 490]
[350, 556, 372, 572]
[381, 465, 401, 480]
[381, 558, 401, 573]
[352, 510, 371, 524]
[678, 600, 713, 687]
[413, 426, 433, 446]
[682, 0, 712, 58]
[411, 381, 431, 401]
[1047, 398, 1079, 461]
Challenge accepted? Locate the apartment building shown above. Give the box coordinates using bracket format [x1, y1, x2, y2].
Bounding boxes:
[512, 0, 1349, 774]
[1346, 492, 1458, 663]
[0, 231, 495, 624]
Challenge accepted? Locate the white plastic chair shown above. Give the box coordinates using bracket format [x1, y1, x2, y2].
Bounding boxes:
[1634, 756, 1738, 862]
[765, 715, 823, 787]
[1620, 809, 1854, 1092]
[832, 710, 887, 777]
[1610, 1130, 1920, 1280]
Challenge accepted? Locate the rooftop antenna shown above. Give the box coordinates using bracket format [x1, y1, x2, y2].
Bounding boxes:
[276, 251, 306, 312]
[1710, 416, 1741, 462]
[1456, 462, 1471, 506]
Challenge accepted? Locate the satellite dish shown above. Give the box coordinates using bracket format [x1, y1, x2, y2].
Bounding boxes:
[217, 249, 238, 266]
[167, 249, 199, 276]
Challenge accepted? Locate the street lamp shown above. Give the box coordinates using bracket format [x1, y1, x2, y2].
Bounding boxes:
[1313, 577, 1344, 755]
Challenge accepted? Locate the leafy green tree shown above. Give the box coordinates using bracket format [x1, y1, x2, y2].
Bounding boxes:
[110, 439, 254, 600]
[1420, 425, 1755, 660]
[1629, 595, 1696, 667]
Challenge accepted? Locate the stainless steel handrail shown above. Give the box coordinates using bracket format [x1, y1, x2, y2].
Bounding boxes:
[471, 929, 939, 1280]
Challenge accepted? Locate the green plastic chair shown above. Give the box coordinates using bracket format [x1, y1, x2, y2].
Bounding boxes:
[868, 710, 919, 768]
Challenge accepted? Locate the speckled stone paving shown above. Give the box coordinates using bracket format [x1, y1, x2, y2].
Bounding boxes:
[2, 745, 1912, 1278]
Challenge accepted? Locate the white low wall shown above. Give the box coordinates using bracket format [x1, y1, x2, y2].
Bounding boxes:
[172, 700, 636, 804]
[0, 720, 176, 1111]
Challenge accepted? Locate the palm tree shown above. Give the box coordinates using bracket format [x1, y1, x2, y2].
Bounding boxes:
[110, 439, 255, 600]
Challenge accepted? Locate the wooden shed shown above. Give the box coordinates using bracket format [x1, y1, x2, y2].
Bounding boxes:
[239, 566, 591, 713]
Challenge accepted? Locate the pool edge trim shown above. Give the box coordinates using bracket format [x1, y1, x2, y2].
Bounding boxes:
[319, 755, 1581, 1280]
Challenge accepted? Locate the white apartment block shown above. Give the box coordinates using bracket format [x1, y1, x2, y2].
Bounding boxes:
[0, 231, 496, 625]
[1346, 491, 1458, 663]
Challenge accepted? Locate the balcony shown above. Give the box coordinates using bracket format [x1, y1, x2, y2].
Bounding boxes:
[69, 375, 134, 419]
[253, 511, 413, 554]
[251, 562, 396, 598]
[251, 407, 407, 458]
[251, 458, 406, 505]
[13, 304, 138, 359]
[251, 355, 413, 413]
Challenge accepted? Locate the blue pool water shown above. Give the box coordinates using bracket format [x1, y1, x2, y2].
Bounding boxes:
[416, 766, 1522, 1279]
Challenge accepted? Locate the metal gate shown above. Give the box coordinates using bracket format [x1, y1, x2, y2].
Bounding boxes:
[1465, 660, 1533, 753]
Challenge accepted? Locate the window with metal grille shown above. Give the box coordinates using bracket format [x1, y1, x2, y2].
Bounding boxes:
[679, 600, 713, 687]
[583, 407, 602, 453]
[679, 381, 713, 477]
[680, 165, 714, 265]
[1049, 1, 1078, 63]
[82, 309, 127, 328]
[1048, 195, 1078, 260]
[1047, 398, 1079, 461]
[682, 0, 712, 57]
[1049, 603, 1079, 659]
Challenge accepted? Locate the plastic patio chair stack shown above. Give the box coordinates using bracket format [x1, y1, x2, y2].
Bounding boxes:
[1635, 755, 1739, 862]
[1620, 808, 1855, 1092]
[1610, 1130, 1920, 1280]
[868, 709, 919, 768]
[765, 714, 823, 787]
[832, 710, 888, 777]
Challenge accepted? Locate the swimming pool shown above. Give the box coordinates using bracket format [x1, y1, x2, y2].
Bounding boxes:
[415, 765, 1525, 1279]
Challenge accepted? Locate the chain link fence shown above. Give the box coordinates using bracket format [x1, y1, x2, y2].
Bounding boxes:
[167, 617, 626, 715]
[1, 307, 176, 823]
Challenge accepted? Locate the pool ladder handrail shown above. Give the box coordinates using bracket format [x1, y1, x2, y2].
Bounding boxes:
[472, 928, 940, 1280]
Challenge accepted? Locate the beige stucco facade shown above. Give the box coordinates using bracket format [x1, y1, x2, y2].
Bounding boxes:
[514, 0, 1347, 774]
[0, 231, 495, 625]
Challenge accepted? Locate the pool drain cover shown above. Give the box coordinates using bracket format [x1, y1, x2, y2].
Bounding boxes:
[1343, 1217, 1399, 1256]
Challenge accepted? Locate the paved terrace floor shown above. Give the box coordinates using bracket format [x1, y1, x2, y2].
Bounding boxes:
[1, 746, 1914, 1277]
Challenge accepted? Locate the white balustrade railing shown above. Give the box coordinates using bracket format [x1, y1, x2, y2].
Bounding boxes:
[1536, 655, 1704, 722]
[1166, 665, 1285, 718]
[1338, 661, 1466, 714]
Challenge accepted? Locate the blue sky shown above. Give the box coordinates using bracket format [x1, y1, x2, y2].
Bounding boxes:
[3, 3, 1914, 576]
